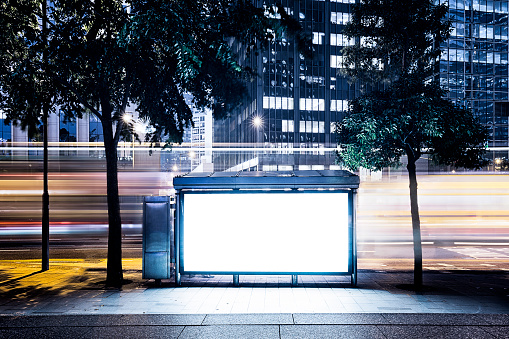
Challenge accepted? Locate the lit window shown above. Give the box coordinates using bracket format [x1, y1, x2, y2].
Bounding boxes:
[331, 33, 354, 46]
[319, 121, 325, 134]
[288, 120, 294, 133]
[313, 32, 325, 45]
[312, 121, 318, 133]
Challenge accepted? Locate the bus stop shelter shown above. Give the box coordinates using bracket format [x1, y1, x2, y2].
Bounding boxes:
[143, 170, 360, 286]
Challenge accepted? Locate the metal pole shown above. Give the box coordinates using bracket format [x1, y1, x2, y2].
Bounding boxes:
[175, 191, 181, 286]
[351, 189, 357, 287]
[41, 0, 49, 272]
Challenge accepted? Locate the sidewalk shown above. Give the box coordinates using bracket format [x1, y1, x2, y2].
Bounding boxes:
[0, 258, 508, 338]
[1, 313, 508, 338]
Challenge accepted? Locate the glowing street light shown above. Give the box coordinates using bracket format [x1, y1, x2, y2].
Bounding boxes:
[122, 113, 132, 124]
[253, 116, 262, 128]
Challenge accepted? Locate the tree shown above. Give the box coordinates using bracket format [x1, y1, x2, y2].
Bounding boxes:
[337, 0, 488, 288]
[0, 0, 310, 287]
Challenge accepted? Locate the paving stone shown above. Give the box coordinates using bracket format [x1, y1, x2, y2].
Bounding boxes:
[87, 325, 184, 339]
[179, 324, 280, 339]
[202, 313, 294, 325]
[117, 314, 206, 326]
[0, 314, 124, 328]
[481, 326, 509, 338]
[478, 314, 509, 325]
[280, 324, 385, 339]
[380, 313, 491, 325]
[293, 313, 386, 325]
[0, 326, 93, 339]
[377, 325, 496, 339]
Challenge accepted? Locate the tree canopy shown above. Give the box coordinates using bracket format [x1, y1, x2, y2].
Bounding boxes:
[338, 77, 488, 172]
[0, 0, 309, 287]
[337, 0, 487, 287]
[341, 0, 450, 84]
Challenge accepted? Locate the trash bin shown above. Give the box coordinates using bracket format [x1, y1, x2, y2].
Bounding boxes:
[142, 196, 173, 280]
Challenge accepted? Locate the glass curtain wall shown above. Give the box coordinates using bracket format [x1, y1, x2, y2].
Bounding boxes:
[439, 0, 509, 153]
[213, 0, 357, 171]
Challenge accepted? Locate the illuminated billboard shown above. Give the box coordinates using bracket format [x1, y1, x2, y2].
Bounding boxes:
[180, 191, 351, 274]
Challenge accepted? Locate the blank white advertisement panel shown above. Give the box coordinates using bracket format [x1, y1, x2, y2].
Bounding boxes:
[182, 192, 350, 273]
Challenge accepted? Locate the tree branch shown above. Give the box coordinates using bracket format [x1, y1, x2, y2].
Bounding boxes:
[113, 79, 132, 143]
[53, 76, 102, 120]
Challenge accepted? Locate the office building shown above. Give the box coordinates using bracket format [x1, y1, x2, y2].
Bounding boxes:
[213, 0, 509, 171]
[214, 0, 360, 171]
[2, 0, 508, 171]
[162, 94, 214, 173]
[439, 0, 509, 158]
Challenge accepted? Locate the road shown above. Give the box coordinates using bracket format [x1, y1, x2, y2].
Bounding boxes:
[1, 171, 509, 271]
[2, 172, 509, 243]
[0, 240, 508, 273]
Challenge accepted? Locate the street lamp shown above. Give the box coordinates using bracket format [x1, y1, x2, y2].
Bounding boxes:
[122, 114, 134, 167]
[252, 115, 263, 171]
[253, 116, 263, 128]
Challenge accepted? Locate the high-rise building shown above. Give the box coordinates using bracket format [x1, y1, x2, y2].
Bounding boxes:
[213, 0, 509, 171]
[214, 0, 360, 171]
[164, 93, 214, 173]
[2, 1, 508, 171]
[438, 0, 509, 158]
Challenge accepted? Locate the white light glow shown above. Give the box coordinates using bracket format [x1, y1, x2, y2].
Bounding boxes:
[182, 192, 350, 273]
[253, 116, 263, 127]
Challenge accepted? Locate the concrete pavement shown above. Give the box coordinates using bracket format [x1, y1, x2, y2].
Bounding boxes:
[0, 258, 508, 338]
[0, 313, 508, 338]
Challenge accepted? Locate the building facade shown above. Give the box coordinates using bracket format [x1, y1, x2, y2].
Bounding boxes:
[162, 93, 214, 173]
[214, 0, 360, 171]
[439, 0, 509, 159]
[2, 0, 509, 171]
[213, 0, 509, 171]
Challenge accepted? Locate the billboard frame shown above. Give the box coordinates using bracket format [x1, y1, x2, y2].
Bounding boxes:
[173, 170, 359, 286]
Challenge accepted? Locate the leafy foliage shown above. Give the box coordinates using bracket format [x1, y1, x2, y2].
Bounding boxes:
[341, 0, 450, 84]
[1, 0, 309, 144]
[127, 0, 310, 144]
[337, 0, 487, 171]
[0, 0, 54, 136]
[337, 0, 487, 287]
[0, 0, 309, 286]
[337, 76, 488, 171]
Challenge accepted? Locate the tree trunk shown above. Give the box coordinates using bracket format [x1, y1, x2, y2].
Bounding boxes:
[103, 122, 123, 287]
[41, 0, 49, 273]
[42, 102, 49, 271]
[406, 158, 423, 288]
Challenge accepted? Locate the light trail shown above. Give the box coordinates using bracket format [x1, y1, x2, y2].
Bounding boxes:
[1, 172, 509, 243]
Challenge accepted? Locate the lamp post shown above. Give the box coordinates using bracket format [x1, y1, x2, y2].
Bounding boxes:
[122, 114, 135, 168]
[253, 116, 262, 129]
[41, 0, 49, 271]
[253, 115, 262, 144]
[252, 115, 263, 171]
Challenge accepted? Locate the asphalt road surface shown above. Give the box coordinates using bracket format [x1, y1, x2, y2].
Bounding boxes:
[1, 240, 508, 273]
